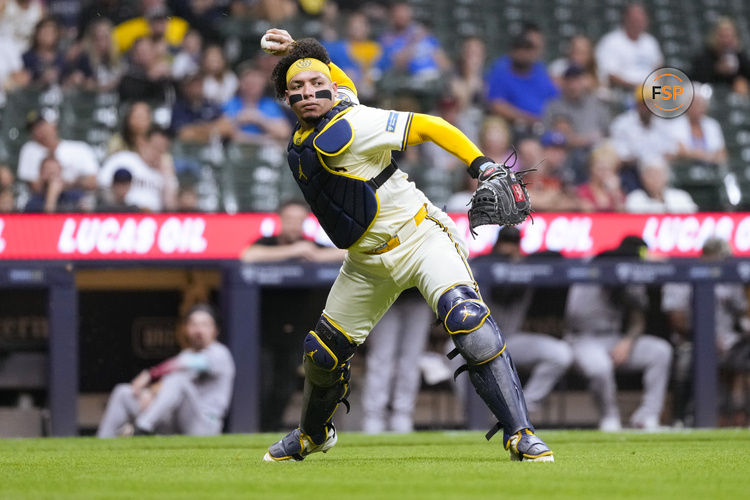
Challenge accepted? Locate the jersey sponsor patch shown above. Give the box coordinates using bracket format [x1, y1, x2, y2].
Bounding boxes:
[386, 111, 398, 132]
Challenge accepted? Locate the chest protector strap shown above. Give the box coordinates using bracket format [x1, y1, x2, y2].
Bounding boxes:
[287, 102, 398, 249]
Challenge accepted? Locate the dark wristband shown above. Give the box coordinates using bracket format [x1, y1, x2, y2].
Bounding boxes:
[468, 156, 495, 178]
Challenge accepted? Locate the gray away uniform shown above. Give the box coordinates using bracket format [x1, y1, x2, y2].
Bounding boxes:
[487, 287, 573, 412]
[98, 342, 235, 437]
[565, 284, 672, 427]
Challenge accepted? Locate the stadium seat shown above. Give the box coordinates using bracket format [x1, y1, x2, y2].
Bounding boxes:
[0, 89, 48, 170]
[671, 160, 730, 211]
[58, 91, 119, 163]
[222, 143, 286, 212]
[171, 140, 225, 212]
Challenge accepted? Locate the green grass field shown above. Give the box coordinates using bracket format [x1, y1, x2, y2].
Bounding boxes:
[0, 430, 749, 499]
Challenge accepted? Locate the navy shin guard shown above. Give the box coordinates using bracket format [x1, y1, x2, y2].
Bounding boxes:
[299, 316, 357, 444]
[439, 285, 532, 438]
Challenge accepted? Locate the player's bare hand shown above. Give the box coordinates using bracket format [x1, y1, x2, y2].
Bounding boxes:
[138, 388, 154, 411]
[261, 28, 295, 56]
[131, 370, 151, 395]
[610, 338, 633, 366]
[289, 240, 319, 261]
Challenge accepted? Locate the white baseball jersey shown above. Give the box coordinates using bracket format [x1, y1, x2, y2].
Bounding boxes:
[321, 105, 430, 254]
[318, 102, 476, 344]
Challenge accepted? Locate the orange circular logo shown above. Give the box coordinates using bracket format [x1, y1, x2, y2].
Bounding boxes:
[642, 68, 694, 118]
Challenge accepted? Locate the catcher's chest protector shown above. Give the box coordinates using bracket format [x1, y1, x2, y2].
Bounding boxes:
[287, 102, 380, 249]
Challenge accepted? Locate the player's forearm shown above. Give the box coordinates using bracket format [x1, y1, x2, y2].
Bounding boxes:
[328, 62, 358, 97]
[623, 309, 645, 340]
[147, 352, 209, 380]
[148, 357, 180, 380]
[406, 113, 483, 166]
[240, 244, 299, 262]
[313, 247, 347, 262]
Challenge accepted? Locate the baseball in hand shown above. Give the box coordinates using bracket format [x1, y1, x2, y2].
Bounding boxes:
[261, 34, 283, 55]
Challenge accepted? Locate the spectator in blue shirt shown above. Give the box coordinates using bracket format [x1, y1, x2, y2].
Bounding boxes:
[170, 72, 233, 144]
[376, 2, 450, 80]
[486, 23, 559, 131]
[222, 61, 291, 145]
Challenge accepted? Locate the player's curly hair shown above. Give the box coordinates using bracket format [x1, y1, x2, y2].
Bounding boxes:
[271, 38, 331, 99]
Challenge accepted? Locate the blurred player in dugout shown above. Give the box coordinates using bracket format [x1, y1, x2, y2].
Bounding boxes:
[97, 304, 235, 437]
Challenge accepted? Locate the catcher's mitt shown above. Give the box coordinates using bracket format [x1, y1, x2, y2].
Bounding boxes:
[468, 161, 531, 235]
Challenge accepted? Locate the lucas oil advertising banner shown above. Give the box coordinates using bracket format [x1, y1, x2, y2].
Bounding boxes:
[0, 212, 748, 260]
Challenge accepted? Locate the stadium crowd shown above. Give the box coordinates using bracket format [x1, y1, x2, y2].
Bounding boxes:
[0, 0, 747, 215]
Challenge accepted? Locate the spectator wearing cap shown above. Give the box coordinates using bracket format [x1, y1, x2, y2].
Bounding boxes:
[222, 60, 290, 145]
[543, 64, 610, 150]
[485, 23, 559, 131]
[112, 2, 189, 54]
[624, 156, 698, 213]
[595, 3, 663, 90]
[17, 111, 99, 199]
[542, 130, 576, 184]
[170, 72, 234, 144]
[520, 133, 581, 212]
[24, 155, 87, 213]
[97, 168, 141, 213]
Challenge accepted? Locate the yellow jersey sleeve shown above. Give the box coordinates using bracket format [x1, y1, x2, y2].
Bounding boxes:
[406, 113, 484, 166]
[328, 62, 358, 98]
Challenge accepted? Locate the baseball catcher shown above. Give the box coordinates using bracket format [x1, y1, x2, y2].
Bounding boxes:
[260, 29, 552, 463]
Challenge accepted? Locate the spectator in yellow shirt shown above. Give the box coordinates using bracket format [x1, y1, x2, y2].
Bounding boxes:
[112, 4, 189, 54]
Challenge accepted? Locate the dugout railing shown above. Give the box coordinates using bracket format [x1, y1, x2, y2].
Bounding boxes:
[0, 257, 742, 436]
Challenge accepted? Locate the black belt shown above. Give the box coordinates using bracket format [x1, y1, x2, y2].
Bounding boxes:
[366, 161, 398, 190]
